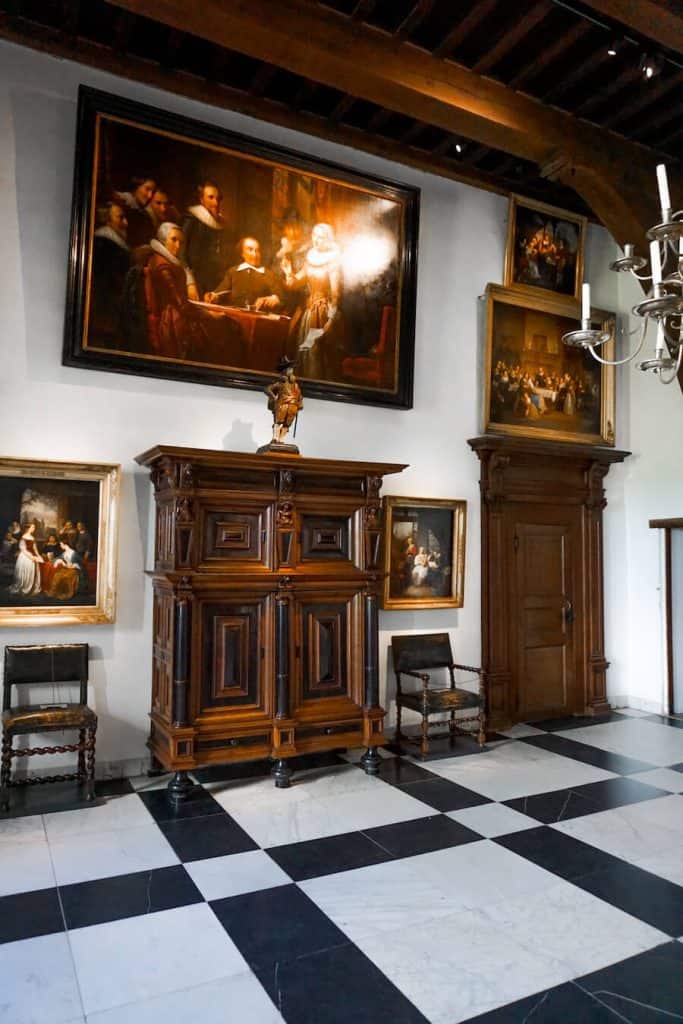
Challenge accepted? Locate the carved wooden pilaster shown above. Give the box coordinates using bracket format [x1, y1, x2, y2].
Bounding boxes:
[583, 461, 611, 715]
[363, 589, 379, 710]
[172, 579, 192, 728]
[275, 581, 291, 720]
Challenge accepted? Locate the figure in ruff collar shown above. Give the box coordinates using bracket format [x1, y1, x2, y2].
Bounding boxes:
[259, 358, 304, 454]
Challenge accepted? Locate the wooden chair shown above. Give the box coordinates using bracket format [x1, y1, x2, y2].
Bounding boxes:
[391, 633, 486, 758]
[1, 644, 97, 810]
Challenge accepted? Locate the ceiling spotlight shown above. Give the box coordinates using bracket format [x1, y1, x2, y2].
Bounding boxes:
[455, 142, 463, 154]
[607, 38, 621, 56]
[640, 53, 661, 79]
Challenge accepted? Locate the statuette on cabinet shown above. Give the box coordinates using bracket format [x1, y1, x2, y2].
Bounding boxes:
[258, 358, 304, 455]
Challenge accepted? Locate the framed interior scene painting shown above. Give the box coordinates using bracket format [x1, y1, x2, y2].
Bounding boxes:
[505, 194, 586, 302]
[62, 87, 419, 409]
[484, 284, 615, 446]
[382, 497, 466, 610]
[0, 458, 119, 626]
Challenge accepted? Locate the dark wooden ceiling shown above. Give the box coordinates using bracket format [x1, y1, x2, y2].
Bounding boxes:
[1, 0, 682, 224]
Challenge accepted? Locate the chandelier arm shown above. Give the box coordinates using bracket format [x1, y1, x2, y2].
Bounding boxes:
[662, 320, 682, 347]
[629, 268, 654, 282]
[657, 344, 683, 385]
[587, 320, 647, 366]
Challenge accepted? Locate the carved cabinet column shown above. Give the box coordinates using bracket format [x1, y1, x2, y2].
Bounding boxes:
[469, 435, 628, 730]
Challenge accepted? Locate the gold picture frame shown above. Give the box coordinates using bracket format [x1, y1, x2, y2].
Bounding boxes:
[484, 283, 616, 446]
[504, 194, 587, 303]
[0, 458, 120, 626]
[382, 496, 466, 610]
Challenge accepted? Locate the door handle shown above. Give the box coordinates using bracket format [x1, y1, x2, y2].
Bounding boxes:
[562, 598, 574, 625]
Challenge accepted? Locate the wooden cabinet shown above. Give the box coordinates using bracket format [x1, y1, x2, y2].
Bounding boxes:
[469, 435, 628, 731]
[135, 446, 406, 799]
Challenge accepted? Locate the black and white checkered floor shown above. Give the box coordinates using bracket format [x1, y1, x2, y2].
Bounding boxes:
[2, 708, 683, 1023]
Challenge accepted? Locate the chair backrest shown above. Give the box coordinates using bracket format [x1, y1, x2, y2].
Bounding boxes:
[391, 633, 454, 673]
[3, 644, 89, 711]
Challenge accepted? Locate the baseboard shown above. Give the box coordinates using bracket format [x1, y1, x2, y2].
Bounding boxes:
[609, 695, 665, 715]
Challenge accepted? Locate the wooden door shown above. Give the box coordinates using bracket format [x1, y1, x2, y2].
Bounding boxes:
[510, 507, 581, 720]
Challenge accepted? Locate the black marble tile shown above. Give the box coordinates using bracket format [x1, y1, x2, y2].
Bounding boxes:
[495, 827, 619, 883]
[464, 981, 622, 1022]
[60, 865, 203, 929]
[577, 860, 683, 937]
[387, 730, 505, 761]
[642, 713, 683, 730]
[210, 884, 348, 971]
[529, 712, 629, 732]
[397, 776, 491, 812]
[191, 750, 344, 785]
[670, 762, 683, 773]
[255, 941, 429, 1024]
[0, 888, 64, 943]
[520, 733, 655, 775]
[363, 814, 482, 858]
[579, 940, 683, 1021]
[266, 830, 393, 881]
[0, 780, 106, 819]
[159, 811, 257, 862]
[504, 777, 667, 824]
[369, 757, 439, 786]
[138, 786, 225, 823]
[95, 778, 135, 798]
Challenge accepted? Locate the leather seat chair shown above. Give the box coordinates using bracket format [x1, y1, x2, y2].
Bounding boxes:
[1, 643, 97, 810]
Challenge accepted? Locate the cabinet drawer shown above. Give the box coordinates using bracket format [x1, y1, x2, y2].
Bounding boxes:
[199, 505, 272, 569]
[295, 721, 362, 749]
[195, 731, 271, 762]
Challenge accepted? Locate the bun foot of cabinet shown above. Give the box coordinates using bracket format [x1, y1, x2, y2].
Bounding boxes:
[360, 746, 381, 775]
[167, 770, 194, 804]
[271, 758, 293, 788]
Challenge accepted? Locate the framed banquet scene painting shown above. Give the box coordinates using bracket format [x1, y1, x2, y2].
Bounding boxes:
[504, 194, 586, 302]
[382, 497, 466, 611]
[0, 458, 119, 626]
[62, 87, 419, 409]
[484, 284, 615, 446]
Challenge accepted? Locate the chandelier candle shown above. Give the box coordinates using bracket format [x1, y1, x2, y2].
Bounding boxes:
[650, 239, 662, 287]
[581, 282, 591, 324]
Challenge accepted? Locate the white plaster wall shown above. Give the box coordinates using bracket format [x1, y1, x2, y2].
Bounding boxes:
[0, 39, 672, 770]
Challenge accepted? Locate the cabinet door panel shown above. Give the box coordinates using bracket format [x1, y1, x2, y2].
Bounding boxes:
[199, 503, 272, 570]
[294, 592, 362, 713]
[198, 597, 270, 716]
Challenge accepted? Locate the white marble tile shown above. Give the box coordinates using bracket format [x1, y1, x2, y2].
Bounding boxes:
[44, 794, 155, 839]
[185, 850, 291, 901]
[421, 741, 616, 800]
[49, 824, 178, 886]
[0, 812, 46, 845]
[614, 707, 652, 717]
[0, 837, 55, 896]
[552, 795, 683, 865]
[555, 718, 683, 767]
[228, 783, 434, 847]
[209, 773, 314, 813]
[85, 971, 284, 1024]
[0, 932, 83, 1024]
[447, 802, 538, 837]
[69, 903, 248, 1016]
[635, 847, 683, 887]
[128, 773, 174, 792]
[498, 723, 547, 738]
[350, 881, 665, 1024]
[628, 767, 683, 792]
[301, 854, 458, 939]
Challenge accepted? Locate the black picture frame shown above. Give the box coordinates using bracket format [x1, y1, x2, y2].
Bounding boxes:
[62, 87, 419, 409]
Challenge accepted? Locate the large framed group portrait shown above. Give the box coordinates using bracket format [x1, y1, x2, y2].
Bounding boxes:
[504, 194, 586, 302]
[382, 497, 466, 611]
[63, 87, 419, 409]
[0, 458, 119, 626]
[484, 284, 616, 446]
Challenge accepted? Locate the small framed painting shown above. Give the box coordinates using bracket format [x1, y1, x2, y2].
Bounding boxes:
[382, 497, 466, 610]
[0, 458, 119, 626]
[505, 194, 586, 302]
[484, 284, 616, 446]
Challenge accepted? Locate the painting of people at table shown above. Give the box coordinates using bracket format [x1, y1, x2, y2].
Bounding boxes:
[506, 195, 586, 301]
[67, 90, 418, 408]
[486, 287, 615, 446]
[0, 478, 99, 607]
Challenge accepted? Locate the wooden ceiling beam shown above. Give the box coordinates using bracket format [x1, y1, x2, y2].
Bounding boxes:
[105, 0, 673, 244]
[432, 0, 498, 60]
[573, 63, 641, 117]
[602, 70, 683, 130]
[472, 1, 550, 76]
[579, 0, 683, 58]
[508, 19, 591, 90]
[393, 0, 433, 43]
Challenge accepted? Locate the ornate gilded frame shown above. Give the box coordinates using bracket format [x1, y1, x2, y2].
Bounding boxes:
[484, 283, 616, 447]
[381, 496, 466, 610]
[0, 458, 119, 626]
[504, 193, 586, 303]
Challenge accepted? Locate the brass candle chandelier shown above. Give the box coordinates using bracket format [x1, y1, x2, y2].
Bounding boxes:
[562, 164, 683, 385]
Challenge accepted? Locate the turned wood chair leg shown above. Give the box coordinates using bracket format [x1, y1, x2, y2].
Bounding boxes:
[449, 709, 456, 737]
[77, 729, 86, 780]
[85, 722, 97, 801]
[421, 701, 430, 759]
[395, 701, 403, 742]
[0, 732, 12, 811]
[478, 709, 487, 749]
